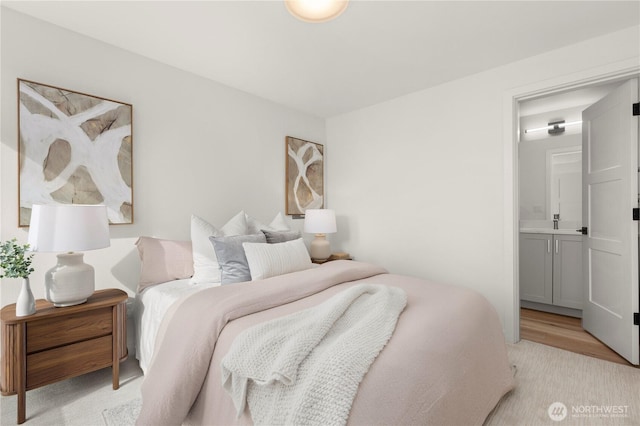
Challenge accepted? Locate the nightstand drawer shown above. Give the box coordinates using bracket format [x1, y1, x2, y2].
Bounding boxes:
[26, 307, 112, 353]
[26, 335, 112, 390]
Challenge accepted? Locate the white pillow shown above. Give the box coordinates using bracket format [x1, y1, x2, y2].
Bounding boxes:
[190, 211, 248, 284]
[268, 212, 291, 231]
[245, 212, 290, 234]
[243, 238, 312, 281]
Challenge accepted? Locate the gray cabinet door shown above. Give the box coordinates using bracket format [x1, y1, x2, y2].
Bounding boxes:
[553, 235, 583, 309]
[520, 233, 552, 304]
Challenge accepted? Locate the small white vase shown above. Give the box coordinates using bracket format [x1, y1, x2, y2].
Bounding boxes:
[16, 277, 36, 317]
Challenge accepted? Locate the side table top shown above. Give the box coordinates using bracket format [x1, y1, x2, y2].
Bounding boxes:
[1, 288, 128, 324]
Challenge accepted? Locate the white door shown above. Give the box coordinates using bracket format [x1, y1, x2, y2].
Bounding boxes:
[582, 78, 639, 365]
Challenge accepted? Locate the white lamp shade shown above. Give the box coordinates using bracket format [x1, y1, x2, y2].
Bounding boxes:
[304, 209, 337, 234]
[28, 204, 111, 252]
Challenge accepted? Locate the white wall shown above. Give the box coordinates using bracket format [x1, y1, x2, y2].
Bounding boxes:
[0, 8, 325, 305]
[326, 25, 640, 340]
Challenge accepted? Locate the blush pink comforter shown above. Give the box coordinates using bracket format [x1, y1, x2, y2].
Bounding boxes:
[137, 261, 514, 426]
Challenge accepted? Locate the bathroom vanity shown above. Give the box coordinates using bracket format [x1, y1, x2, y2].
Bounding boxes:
[519, 228, 583, 318]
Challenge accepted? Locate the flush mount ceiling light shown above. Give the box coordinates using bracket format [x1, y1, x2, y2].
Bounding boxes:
[285, 0, 349, 23]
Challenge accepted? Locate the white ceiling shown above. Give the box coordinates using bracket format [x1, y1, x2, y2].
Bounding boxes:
[4, 1, 639, 118]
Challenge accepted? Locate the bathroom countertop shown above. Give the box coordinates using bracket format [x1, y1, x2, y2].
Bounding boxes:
[520, 228, 582, 235]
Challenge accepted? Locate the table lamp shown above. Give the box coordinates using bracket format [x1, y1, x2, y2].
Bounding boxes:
[28, 204, 110, 307]
[303, 209, 336, 262]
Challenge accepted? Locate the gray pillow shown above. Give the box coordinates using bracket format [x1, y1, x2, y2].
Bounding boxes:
[210, 233, 266, 284]
[261, 229, 301, 244]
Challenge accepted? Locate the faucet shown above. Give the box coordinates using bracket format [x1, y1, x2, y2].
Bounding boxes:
[553, 213, 560, 230]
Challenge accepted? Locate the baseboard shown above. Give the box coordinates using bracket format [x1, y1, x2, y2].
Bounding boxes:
[520, 300, 582, 318]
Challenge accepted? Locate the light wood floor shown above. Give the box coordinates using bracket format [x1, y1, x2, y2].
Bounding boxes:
[520, 308, 635, 367]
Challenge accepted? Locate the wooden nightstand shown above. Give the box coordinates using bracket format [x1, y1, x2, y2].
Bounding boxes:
[0, 289, 128, 424]
[312, 252, 353, 264]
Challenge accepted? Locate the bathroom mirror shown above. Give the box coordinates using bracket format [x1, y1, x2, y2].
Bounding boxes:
[546, 147, 582, 222]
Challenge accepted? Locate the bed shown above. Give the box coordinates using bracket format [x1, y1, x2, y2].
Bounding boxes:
[135, 260, 515, 426]
[134, 212, 514, 425]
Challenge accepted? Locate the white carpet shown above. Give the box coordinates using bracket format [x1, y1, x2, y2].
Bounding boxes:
[102, 398, 140, 426]
[0, 357, 143, 426]
[485, 340, 640, 426]
[3, 341, 638, 425]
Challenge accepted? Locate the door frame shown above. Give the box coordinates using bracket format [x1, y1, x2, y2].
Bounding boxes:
[503, 58, 640, 344]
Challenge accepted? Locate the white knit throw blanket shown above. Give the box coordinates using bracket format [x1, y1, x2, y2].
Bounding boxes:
[220, 283, 407, 426]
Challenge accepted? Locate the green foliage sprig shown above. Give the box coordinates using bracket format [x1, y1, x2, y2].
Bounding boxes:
[0, 238, 35, 279]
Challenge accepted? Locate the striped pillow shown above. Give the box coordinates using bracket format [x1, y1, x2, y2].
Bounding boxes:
[243, 238, 312, 281]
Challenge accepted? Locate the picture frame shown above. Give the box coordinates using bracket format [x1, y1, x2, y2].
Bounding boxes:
[285, 136, 324, 216]
[17, 79, 133, 226]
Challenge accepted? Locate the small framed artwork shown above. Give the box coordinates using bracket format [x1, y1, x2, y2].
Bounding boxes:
[285, 136, 324, 216]
[17, 79, 133, 226]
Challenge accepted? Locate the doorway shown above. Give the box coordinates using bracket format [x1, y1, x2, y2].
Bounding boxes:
[517, 83, 618, 362]
[509, 71, 640, 365]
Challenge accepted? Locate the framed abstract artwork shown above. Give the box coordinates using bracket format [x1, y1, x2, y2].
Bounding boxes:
[285, 136, 324, 216]
[17, 79, 133, 226]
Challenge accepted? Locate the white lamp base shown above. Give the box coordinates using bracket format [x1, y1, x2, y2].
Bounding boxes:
[310, 233, 331, 262]
[45, 252, 95, 307]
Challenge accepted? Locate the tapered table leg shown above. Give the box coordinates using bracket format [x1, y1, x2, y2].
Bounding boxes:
[17, 323, 26, 424]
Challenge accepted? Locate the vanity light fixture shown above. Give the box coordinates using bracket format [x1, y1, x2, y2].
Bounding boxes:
[524, 120, 582, 134]
[285, 0, 349, 23]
